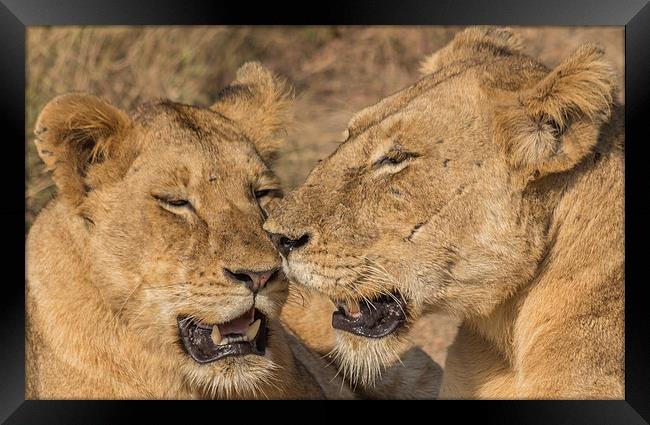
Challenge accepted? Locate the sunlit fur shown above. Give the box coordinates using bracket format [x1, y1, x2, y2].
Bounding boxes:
[266, 28, 624, 398]
[26, 63, 354, 400]
[281, 287, 443, 398]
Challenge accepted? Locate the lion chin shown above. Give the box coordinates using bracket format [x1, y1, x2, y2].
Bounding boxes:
[329, 332, 408, 387]
[173, 350, 279, 400]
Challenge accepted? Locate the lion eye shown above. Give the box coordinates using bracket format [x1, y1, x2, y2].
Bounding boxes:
[254, 188, 283, 200]
[153, 194, 191, 208]
[377, 156, 404, 166]
[374, 150, 420, 167]
[253, 187, 283, 218]
[166, 199, 190, 207]
[254, 189, 271, 198]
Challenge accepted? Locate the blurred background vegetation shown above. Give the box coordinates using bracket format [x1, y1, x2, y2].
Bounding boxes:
[25, 26, 624, 366]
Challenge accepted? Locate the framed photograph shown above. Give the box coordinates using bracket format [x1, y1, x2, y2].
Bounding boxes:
[4, 0, 649, 422]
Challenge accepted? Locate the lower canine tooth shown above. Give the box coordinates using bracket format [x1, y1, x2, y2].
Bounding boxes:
[246, 319, 261, 341]
[211, 326, 222, 345]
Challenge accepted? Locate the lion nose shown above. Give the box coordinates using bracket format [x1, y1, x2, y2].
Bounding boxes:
[269, 233, 310, 257]
[223, 267, 280, 293]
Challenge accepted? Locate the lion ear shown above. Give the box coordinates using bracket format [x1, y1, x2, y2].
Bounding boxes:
[493, 44, 617, 177]
[34, 93, 132, 206]
[210, 62, 293, 163]
[420, 27, 524, 75]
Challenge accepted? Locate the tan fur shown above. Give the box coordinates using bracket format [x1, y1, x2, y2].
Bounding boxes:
[26, 63, 354, 400]
[265, 28, 624, 399]
[281, 288, 443, 398]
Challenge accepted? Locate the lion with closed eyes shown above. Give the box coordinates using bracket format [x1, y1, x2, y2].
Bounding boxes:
[265, 28, 624, 399]
[26, 63, 357, 399]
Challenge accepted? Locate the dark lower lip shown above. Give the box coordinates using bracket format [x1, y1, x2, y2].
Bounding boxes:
[331, 295, 407, 338]
[177, 311, 268, 364]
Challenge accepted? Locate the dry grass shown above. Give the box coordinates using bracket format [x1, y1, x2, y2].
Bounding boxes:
[25, 25, 624, 366]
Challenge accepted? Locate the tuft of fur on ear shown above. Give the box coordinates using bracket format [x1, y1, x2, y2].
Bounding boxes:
[493, 44, 617, 176]
[211, 62, 293, 163]
[419, 27, 524, 75]
[34, 93, 132, 206]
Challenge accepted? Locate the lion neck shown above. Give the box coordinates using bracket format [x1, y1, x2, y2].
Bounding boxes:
[464, 108, 624, 368]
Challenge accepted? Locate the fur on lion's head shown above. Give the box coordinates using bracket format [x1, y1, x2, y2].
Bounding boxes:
[264, 27, 618, 385]
[34, 62, 295, 397]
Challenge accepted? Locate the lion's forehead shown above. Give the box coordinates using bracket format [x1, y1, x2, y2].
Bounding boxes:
[324, 99, 484, 172]
[318, 62, 551, 185]
[130, 106, 265, 175]
[133, 100, 251, 151]
[345, 55, 547, 144]
[130, 141, 262, 185]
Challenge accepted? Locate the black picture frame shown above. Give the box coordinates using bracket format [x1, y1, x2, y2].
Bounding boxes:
[4, 0, 649, 422]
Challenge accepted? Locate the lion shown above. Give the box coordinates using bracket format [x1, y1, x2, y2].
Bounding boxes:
[264, 27, 624, 399]
[26, 62, 356, 400]
[281, 288, 444, 398]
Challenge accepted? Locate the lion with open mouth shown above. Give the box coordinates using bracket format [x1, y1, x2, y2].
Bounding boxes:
[26, 63, 354, 400]
[265, 27, 624, 398]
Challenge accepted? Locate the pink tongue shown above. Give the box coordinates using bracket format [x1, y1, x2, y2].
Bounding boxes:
[217, 307, 255, 336]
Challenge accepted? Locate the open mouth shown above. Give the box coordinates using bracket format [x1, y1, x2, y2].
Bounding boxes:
[177, 308, 268, 364]
[332, 293, 407, 338]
